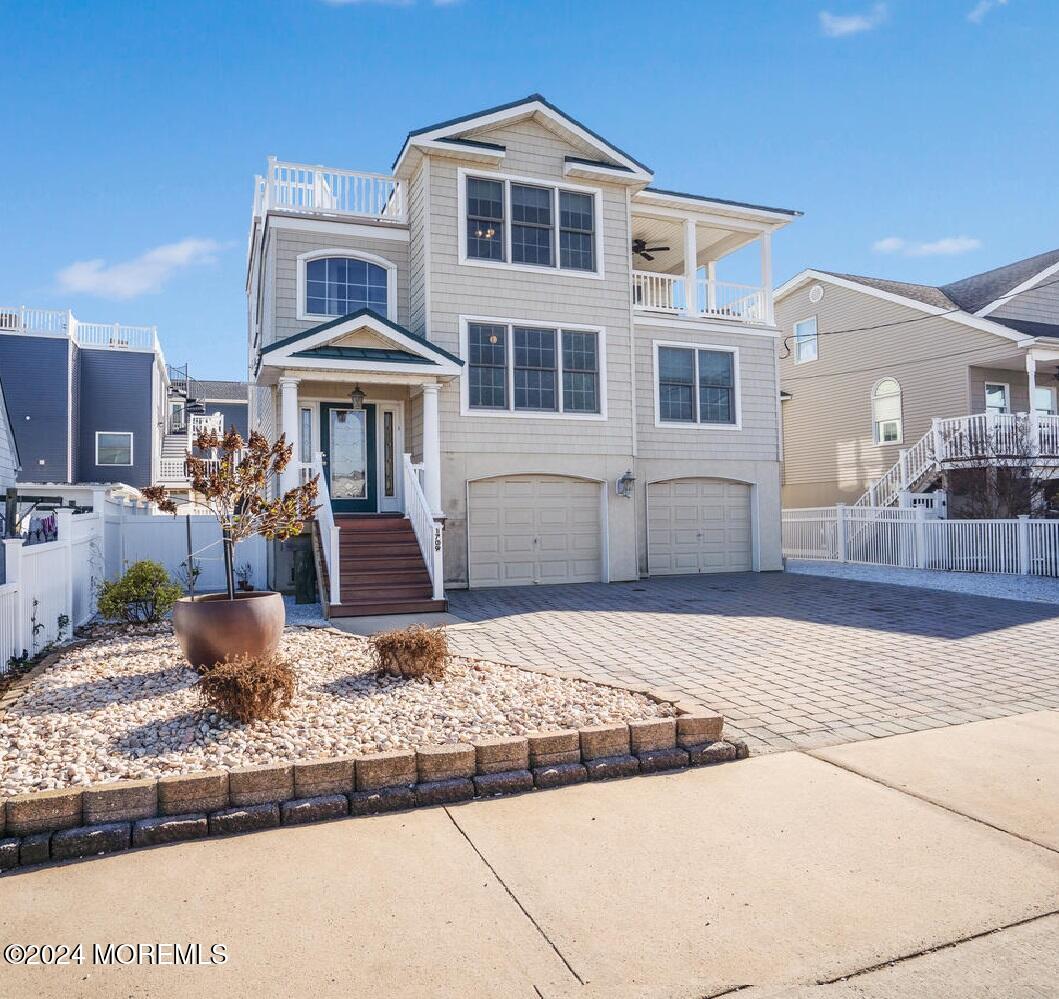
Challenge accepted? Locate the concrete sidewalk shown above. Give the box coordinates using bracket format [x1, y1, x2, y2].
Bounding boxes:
[2, 712, 1058, 998]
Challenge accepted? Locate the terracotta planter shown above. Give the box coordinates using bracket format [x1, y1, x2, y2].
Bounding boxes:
[171, 591, 285, 669]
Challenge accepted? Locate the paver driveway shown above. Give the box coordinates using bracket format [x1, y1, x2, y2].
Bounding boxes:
[446, 572, 1059, 753]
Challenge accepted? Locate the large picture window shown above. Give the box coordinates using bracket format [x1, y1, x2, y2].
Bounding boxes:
[305, 256, 388, 317]
[463, 173, 599, 274]
[656, 345, 738, 426]
[96, 431, 133, 466]
[465, 321, 603, 417]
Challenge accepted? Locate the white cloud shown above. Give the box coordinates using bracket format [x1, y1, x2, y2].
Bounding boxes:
[873, 235, 982, 257]
[819, 3, 887, 37]
[968, 0, 1008, 24]
[57, 238, 224, 300]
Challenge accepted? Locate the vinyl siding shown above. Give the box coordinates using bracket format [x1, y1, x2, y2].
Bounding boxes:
[0, 334, 71, 483]
[77, 348, 155, 487]
[0, 378, 18, 489]
[267, 224, 410, 347]
[776, 281, 1026, 506]
[989, 277, 1059, 324]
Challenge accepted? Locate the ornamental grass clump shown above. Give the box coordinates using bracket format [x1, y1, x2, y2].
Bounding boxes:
[97, 560, 183, 624]
[369, 625, 449, 682]
[198, 652, 296, 724]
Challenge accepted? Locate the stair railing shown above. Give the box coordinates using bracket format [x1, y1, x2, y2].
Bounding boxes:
[308, 452, 340, 605]
[403, 453, 444, 601]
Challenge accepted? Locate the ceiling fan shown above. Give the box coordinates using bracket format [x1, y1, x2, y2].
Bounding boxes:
[632, 238, 671, 262]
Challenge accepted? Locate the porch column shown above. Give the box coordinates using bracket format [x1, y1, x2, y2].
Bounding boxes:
[278, 376, 300, 495]
[1026, 353, 1040, 453]
[421, 383, 442, 516]
[760, 231, 774, 324]
[683, 219, 698, 316]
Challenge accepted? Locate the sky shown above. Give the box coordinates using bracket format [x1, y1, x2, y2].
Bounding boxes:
[1, 0, 1056, 379]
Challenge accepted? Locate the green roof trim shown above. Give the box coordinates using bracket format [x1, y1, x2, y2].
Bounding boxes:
[260, 308, 464, 366]
[292, 345, 436, 365]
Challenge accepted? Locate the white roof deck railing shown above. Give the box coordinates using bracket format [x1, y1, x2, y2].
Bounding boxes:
[255, 157, 406, 224]
[0, 306, 159, 351]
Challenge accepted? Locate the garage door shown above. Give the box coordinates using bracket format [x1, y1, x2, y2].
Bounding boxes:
[468, 475, 603, 587]
[648, 479, 752, 575]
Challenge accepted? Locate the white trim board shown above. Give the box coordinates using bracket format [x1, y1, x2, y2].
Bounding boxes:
[651, 339, 742, 431]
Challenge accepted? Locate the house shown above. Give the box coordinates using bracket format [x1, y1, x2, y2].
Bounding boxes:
[0, 371, 19, 493]
[245, 94, 800, 615]
[775, 249, 1059, 509]
[0, 307, 248, 497]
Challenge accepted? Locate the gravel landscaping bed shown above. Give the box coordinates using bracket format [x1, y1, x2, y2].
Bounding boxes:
[0, 625, 674, 796]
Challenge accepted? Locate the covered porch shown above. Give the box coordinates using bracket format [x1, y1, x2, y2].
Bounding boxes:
[257, 310, 462, 615]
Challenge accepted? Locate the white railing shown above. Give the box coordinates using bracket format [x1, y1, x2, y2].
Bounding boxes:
[189, 412, 224, 440]
[0, 306, 158, 351]
[631, 274, 768, 324]
[403, 453, 444, 601]
[304, 453, 340, 605]
[854, 412, 1059, 510]
[256, 157, 406, 223]
[158, 456, 221, 482]
[783, 505, 1059, 578]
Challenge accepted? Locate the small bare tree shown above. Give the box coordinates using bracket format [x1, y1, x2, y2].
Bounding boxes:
[936, 417, 1059, 519]
[142, 428, 319, 599]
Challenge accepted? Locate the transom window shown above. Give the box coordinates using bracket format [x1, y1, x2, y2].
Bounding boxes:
[872, 378, 903, 444]
[465, 175, 597, 273]
[794, 316, 818, 363]
[305, 257, 388, 317]
[656, 345, 737, 426]
[96, 431, 133, 466]
[467, 323, 601, 415]
[984, 382, 1010, 415]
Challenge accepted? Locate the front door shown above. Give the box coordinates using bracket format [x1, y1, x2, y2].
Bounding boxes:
[320, 403, 377, 513]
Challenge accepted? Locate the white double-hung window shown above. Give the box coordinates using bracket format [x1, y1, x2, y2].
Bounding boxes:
[871, 378, 903, 444]
[793, 317, 818, 363]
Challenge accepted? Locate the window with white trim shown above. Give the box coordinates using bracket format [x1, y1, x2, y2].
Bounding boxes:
[464, 175, 597, 273]
[1033, 385, 1058, 416]
[305, 257, 388, 318]
[984, 382, 1010, 415]
[466, 323, 601, 414]
[96, 431, 133, 466]
[657, 346, 737, 425]
[871, 378, 903, 444]
[794, 316, 818, 363]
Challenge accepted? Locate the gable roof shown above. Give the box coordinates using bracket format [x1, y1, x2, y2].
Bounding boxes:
[940, 248, 1059, 315]
[820, 272, 958, 310]
[392, 93, 653, 179]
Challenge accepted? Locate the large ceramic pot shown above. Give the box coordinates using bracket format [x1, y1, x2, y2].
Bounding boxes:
[171, 591, 285, 669]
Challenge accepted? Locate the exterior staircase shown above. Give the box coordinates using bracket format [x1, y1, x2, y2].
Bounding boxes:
[159, 432, 190, 481]
[326, 514, 447, 617]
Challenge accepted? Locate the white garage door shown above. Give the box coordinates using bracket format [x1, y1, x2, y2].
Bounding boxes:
[648, 478, 752, 575]
[468, 475, 603, 587]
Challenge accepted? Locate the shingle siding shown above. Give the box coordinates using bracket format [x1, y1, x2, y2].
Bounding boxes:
[990, 277, 1059, 325]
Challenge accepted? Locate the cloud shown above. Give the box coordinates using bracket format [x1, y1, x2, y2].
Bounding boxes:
[967, 0, 1008, 24]
[873, 236, 982, 257]
[819, 3, 887, 37]
[57, 238, 225, 299]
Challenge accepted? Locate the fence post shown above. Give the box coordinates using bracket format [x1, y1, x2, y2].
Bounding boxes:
[3, 538, 25, 655]
[1017, 515, 1031, 576]
[914, 506, 927, 569]
[55, 508, 75, 624]
[835, 503, 848, 563]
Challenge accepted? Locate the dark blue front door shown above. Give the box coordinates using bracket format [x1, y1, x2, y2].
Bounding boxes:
[320, 402, 377, 513]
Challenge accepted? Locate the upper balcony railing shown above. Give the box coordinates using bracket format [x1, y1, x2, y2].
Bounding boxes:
[0, 306, 159, 351]
[631, 272, 768, 324]
[254, 157, 406, 225]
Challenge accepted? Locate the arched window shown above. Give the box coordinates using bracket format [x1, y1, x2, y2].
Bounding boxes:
[305, 256, 389, 318]
[872, 378, 903, 444]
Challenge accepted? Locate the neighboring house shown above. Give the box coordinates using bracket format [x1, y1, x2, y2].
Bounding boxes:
[246, 94, 800, 615]
[775, 249, 1059, 509]
[0, 371, 19, 492]
[0, 307, 248, 495]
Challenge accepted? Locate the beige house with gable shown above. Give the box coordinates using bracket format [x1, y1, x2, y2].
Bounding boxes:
[775, 250, 1059, 509]
[246, 95, 799, 615]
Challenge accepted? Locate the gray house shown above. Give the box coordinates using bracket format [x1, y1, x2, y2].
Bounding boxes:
[0, 372, 19, 492]
[0, 307, 248, 494]
[246, 94, 800, 615]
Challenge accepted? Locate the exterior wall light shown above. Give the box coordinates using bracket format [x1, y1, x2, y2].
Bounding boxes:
[615, 470, 635, 498]
[350, 385, 366, 410]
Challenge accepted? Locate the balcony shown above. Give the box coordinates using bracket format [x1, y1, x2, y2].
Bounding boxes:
[253, 157, 405, 225]
[632, 272, 766, 323]
[0, 306, 159, 351]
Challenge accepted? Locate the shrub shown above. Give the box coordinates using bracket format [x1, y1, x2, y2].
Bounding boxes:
[97, 561, 183, 623]
[198, 653, 296, 724]
[369, 625, 449, 682]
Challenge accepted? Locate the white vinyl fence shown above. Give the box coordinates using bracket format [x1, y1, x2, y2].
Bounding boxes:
[0, 498, 268, 672]
[783, 504, 1059, 578]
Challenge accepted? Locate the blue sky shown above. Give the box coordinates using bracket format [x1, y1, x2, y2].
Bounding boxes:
[1, 0, 1054, 378]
